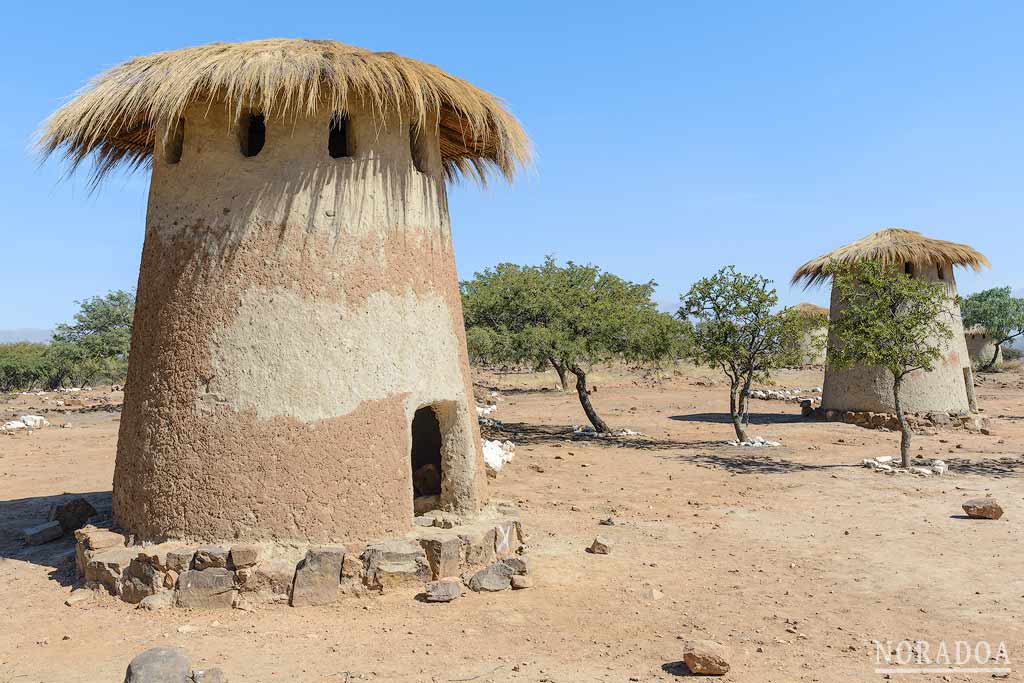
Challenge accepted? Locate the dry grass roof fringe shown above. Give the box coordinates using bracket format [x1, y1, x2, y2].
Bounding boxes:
[38, 38, 531, 187]
[791, 228, 990, 288]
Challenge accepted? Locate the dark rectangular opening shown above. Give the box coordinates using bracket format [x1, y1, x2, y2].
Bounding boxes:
[165, 117, 184, 165]
[411, 405, 442, 514]
[409, 125, 428, 174]
[328, 113, 351, 158]
[240, 113, 266, 157]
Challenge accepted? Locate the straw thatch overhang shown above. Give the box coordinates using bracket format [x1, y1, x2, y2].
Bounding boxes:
[791, 228, 989, 288]
[39, 38, 530, 186]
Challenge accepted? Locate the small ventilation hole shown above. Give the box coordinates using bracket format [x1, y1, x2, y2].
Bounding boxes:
[328, 113, 351, 158]
[166, 118, 184, 165]
[240, 113, 266, 157]
[410, 125, 428, 174]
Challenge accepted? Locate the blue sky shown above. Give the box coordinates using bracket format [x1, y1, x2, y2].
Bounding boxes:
[2, 1, 1021, 330]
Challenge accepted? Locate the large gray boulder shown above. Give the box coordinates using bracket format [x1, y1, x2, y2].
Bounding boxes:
[123, 647, 191, 682]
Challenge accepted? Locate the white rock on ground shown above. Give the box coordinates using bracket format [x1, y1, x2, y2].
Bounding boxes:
[3, 421, 28, 432]
[482, 439, 516, 473]
[20, 415, 49, 429]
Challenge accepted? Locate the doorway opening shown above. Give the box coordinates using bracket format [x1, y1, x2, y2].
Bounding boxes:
[411, 405, 443, 514]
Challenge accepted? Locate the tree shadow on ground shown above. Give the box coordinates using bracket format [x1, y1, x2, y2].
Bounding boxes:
[482, 421, 725, 452]
[670, 412, 806, 425]
[659, 452, 855, 475]
[944, 456, 1024, 478]
[0, 490, 111, 586]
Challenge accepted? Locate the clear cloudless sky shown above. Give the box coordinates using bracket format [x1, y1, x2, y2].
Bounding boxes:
[2, 1, 1022, 329]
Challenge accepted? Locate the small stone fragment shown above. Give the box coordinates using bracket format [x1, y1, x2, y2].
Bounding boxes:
[423, 579, 462, 602]
[500, 556, 530, 575]
[24, 520, 63, 545]
[510, 575, 534, 590]
[164, 570, 179, 589]
[193, 546, 229, 570]
[64, 588, 95, 607]
[191, 668, 227, 683]
[681, 639, 730, 675]
[962, 498, 1004, 520]
[124, 647, 191, 683]
[120, 558, 163, 604]
[139, 592, 175, 611]
[588, 537, 614, 555]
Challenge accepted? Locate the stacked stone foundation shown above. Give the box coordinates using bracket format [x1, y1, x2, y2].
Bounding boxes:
[803, 403, 990, 433]
[74, 504, 528, 609]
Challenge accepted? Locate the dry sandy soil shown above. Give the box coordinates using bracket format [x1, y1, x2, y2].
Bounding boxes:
[1, 365, 1022, 682]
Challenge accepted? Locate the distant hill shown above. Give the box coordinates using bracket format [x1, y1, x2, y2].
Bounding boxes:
[0, 329, 52, 344]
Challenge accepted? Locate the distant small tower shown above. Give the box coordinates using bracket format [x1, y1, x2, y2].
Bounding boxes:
[41, 39, 530, 544]
[792, 229, 989, 415]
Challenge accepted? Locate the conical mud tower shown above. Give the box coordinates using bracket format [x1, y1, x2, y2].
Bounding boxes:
[792, 228, 988, 415]
[41, 39, 530, 544]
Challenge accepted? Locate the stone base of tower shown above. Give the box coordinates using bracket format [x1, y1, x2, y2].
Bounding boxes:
[72, 503, 529, 609]
[806, 405, 990, 433]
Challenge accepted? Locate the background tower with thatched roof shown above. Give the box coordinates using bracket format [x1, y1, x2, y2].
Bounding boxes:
[792, 228, 989, 415]
[41, 39, 530, 544]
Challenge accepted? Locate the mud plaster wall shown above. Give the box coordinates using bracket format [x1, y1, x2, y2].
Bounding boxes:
[965, 332, 1002, 369]
[821, 264, 971, 414]
[113, 98, 487, 545]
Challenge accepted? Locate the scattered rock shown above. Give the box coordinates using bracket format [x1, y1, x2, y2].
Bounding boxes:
[962, 498, 1004, 520]
[290, 546, 346, 607]
[467, 562, 514, 592]
[191, 668, 227, 683]
[423, 579, 462, 603]
[49, 497, 97, 533]
[176, 569, 236, 609]
[64, 588, 95, 607]
[23, 520, 63, 545]
[124, 647, 191, 683]
[500, 556, 530, 575]
[588, 537, 614, 555]
[681, 639, 730, 675]
[510, 575, 534, 590]
[20, 415, 50, 429]
[909, 467, 932, 476]
[599, 517, 615, 526]
[139, 591, 175, 611]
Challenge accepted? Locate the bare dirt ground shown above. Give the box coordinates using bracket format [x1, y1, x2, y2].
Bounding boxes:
[1, 365, 1022, 682]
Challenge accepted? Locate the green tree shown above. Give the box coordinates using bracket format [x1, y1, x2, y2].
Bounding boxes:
[50, 290, 135, 387]
[961, 287, 1024, 371]
[827, 261, 951, 467]
[679, 266, 802, 442]
[462, 257, 686, 432]
[0, 343, 51, 392]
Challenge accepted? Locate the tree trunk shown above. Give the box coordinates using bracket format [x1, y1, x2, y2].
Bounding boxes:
[981, 343, 1001, 371]
[729, 384, 748, 442]
[569, 366, 610, 433]
[892, 375, 912, 468]
[549, 357, 569, 391]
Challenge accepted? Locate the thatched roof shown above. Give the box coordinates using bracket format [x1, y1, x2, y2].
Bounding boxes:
[39, 38, 531, 186]
[791, 228, 989, 288]
[793, 302, 829, 316]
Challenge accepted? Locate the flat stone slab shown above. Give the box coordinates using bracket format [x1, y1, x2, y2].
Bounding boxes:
[291, 546, 346, 607]
[363, 540, 430, 591]
[193, 546, 229, 570]
[423, 579, 462, 603]
[176, 569, 236, 609]
[24, 520, 63, 545]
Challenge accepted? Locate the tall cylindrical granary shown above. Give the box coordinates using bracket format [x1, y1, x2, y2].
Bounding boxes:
[792, 229, 989, 415]
[40, 39, 531, 545]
